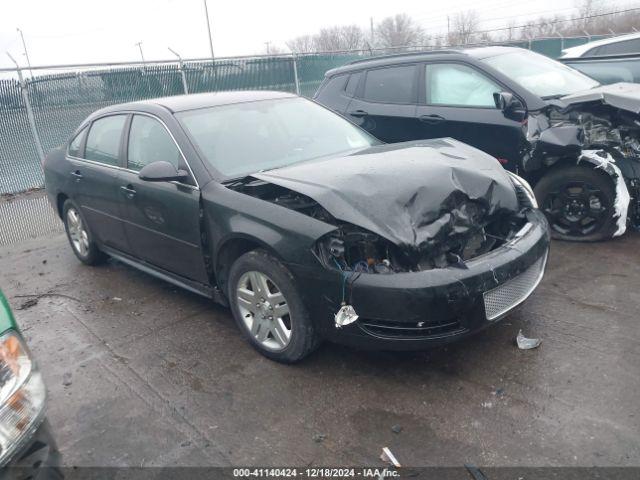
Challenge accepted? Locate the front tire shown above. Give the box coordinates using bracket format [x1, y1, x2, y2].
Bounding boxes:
[228, 249, 319, 363]
[534, 165, 619, 242]
[62, 200, 107, 265]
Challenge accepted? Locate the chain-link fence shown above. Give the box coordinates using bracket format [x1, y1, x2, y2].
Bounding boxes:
[0, 33, 620, 244]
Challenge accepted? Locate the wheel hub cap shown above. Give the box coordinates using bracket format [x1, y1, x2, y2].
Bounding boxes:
[67, 208, 89, 256]
[236, 271, 291, 351]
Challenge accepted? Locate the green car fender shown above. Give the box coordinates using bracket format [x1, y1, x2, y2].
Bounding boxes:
[0, 290, 19, 336]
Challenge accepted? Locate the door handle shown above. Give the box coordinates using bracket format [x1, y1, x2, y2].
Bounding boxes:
[70, 170, 83, 180]
[120, 185, 136, 198]
[349, 109, 369, 118]
[419, 114, 446, 124]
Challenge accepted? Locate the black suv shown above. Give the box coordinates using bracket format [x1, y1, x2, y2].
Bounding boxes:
[315, 46, 640, 241]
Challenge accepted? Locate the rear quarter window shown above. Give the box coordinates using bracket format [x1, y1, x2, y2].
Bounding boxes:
[68, 126, 87, 157]
[315, 74, 348, 102]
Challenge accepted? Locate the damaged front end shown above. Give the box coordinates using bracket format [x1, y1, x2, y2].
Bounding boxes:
[524, 85, 640, 235]
[232, 140, 534, 275]
[227, 140, 549, 346]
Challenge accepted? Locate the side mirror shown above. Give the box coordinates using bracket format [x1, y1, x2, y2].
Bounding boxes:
[493, 91, 526, 121]
[138, 161, 189, 182]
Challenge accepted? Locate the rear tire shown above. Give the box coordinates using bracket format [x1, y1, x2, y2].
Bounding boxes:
[228, 249, 319, 363]
[62, 199, 107, 265]
[534, 165, 618, 242]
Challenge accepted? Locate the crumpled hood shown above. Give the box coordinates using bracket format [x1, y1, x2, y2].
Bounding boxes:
[560, 82, 640, 114]
[253, 138, 519, 249]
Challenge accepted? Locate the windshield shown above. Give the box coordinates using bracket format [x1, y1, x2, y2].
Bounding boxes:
[482, 50, 599, 98]
[176, 97, 377, 179]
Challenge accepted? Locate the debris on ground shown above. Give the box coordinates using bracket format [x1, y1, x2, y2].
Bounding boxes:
[17, 298, 39, 310]
[380, 447, 401, 468]
[62, 372, 72, 387]
[464, 463, 488, 480]
[481, 401, 493, 409]
[493, 388, 505, 397]
[312, 433, 326, 443]
[180, 440, 191, 447]
[516, 329, 542, 350]
[113, 297, 122, 302]
[391, 424, 403, 434]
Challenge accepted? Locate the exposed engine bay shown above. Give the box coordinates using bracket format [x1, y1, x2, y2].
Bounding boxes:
[228, 173, 530, 274]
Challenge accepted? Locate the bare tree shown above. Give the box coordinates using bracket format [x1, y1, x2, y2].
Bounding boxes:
[286, 35, 316, 54]
[375, 14, 426, 48]
[287, 25, 365, 53]
[448, 10, 479, 45]
[340, 25, 366, 50]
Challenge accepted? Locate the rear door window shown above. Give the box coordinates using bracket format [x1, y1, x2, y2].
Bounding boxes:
[362, 65, 416, 104]
[425, 63, 500, 108]
[85, 115, 127, 166]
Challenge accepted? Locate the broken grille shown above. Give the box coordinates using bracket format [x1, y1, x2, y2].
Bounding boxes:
[483, 253, 547, 321]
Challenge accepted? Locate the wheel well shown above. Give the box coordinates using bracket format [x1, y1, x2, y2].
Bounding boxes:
[56, 193, 69, 219]
[215, 238, 267, 296]
[542, 158, 615, 184]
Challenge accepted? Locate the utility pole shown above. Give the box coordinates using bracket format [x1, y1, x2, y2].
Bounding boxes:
[264, 41, 271, 54]
[370, 17, 374, 45]
[447, 16, 450, 43]
[16, 28, 33, 78]
[135, 41, 146, 64]
[203, 0, 215, 60]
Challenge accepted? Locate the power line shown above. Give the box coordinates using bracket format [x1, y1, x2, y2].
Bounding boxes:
[428, 7, 640, 40]
[413, 0, 620, 30]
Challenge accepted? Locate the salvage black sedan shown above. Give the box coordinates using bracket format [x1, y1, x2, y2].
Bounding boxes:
[44, 91, 549, 362]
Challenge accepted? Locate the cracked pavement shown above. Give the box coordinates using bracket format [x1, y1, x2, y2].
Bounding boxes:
[0, 232, 638, 467]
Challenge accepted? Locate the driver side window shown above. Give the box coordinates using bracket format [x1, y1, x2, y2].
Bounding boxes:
[426, 63, 501, 108]
[127, 115, 181, 172]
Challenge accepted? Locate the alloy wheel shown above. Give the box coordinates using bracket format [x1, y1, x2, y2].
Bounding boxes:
[542, 181, 610, 237]
[67, 207, 90, 257]
[236, 271, 292, 351]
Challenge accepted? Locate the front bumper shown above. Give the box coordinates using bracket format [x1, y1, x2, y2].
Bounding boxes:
[288, 209, 550, 350]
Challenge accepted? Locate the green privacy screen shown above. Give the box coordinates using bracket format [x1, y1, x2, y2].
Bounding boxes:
[0, 36, 604, 194]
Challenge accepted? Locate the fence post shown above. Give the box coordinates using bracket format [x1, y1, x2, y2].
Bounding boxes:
[16, 67, 45, 162]
[178, 59, 189, 94]
[292, 54, 301, 95]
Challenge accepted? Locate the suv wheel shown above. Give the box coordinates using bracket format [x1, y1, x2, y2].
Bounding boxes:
[534, 165, 619, 241]
[228, 249, 319, 363]
[62, 200, 107, 265]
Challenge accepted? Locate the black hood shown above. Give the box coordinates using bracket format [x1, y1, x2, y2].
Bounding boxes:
[560, 82, 640, 114]
[253, 138, 519, 249]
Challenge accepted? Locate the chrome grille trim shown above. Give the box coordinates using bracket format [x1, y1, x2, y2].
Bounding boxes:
[483, 252, 548, 321]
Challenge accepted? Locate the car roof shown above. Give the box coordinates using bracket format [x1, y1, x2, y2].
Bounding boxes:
[561, 33, 640, 58]
[92, 90, 297, 117]
[324, 46, 526, 76]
